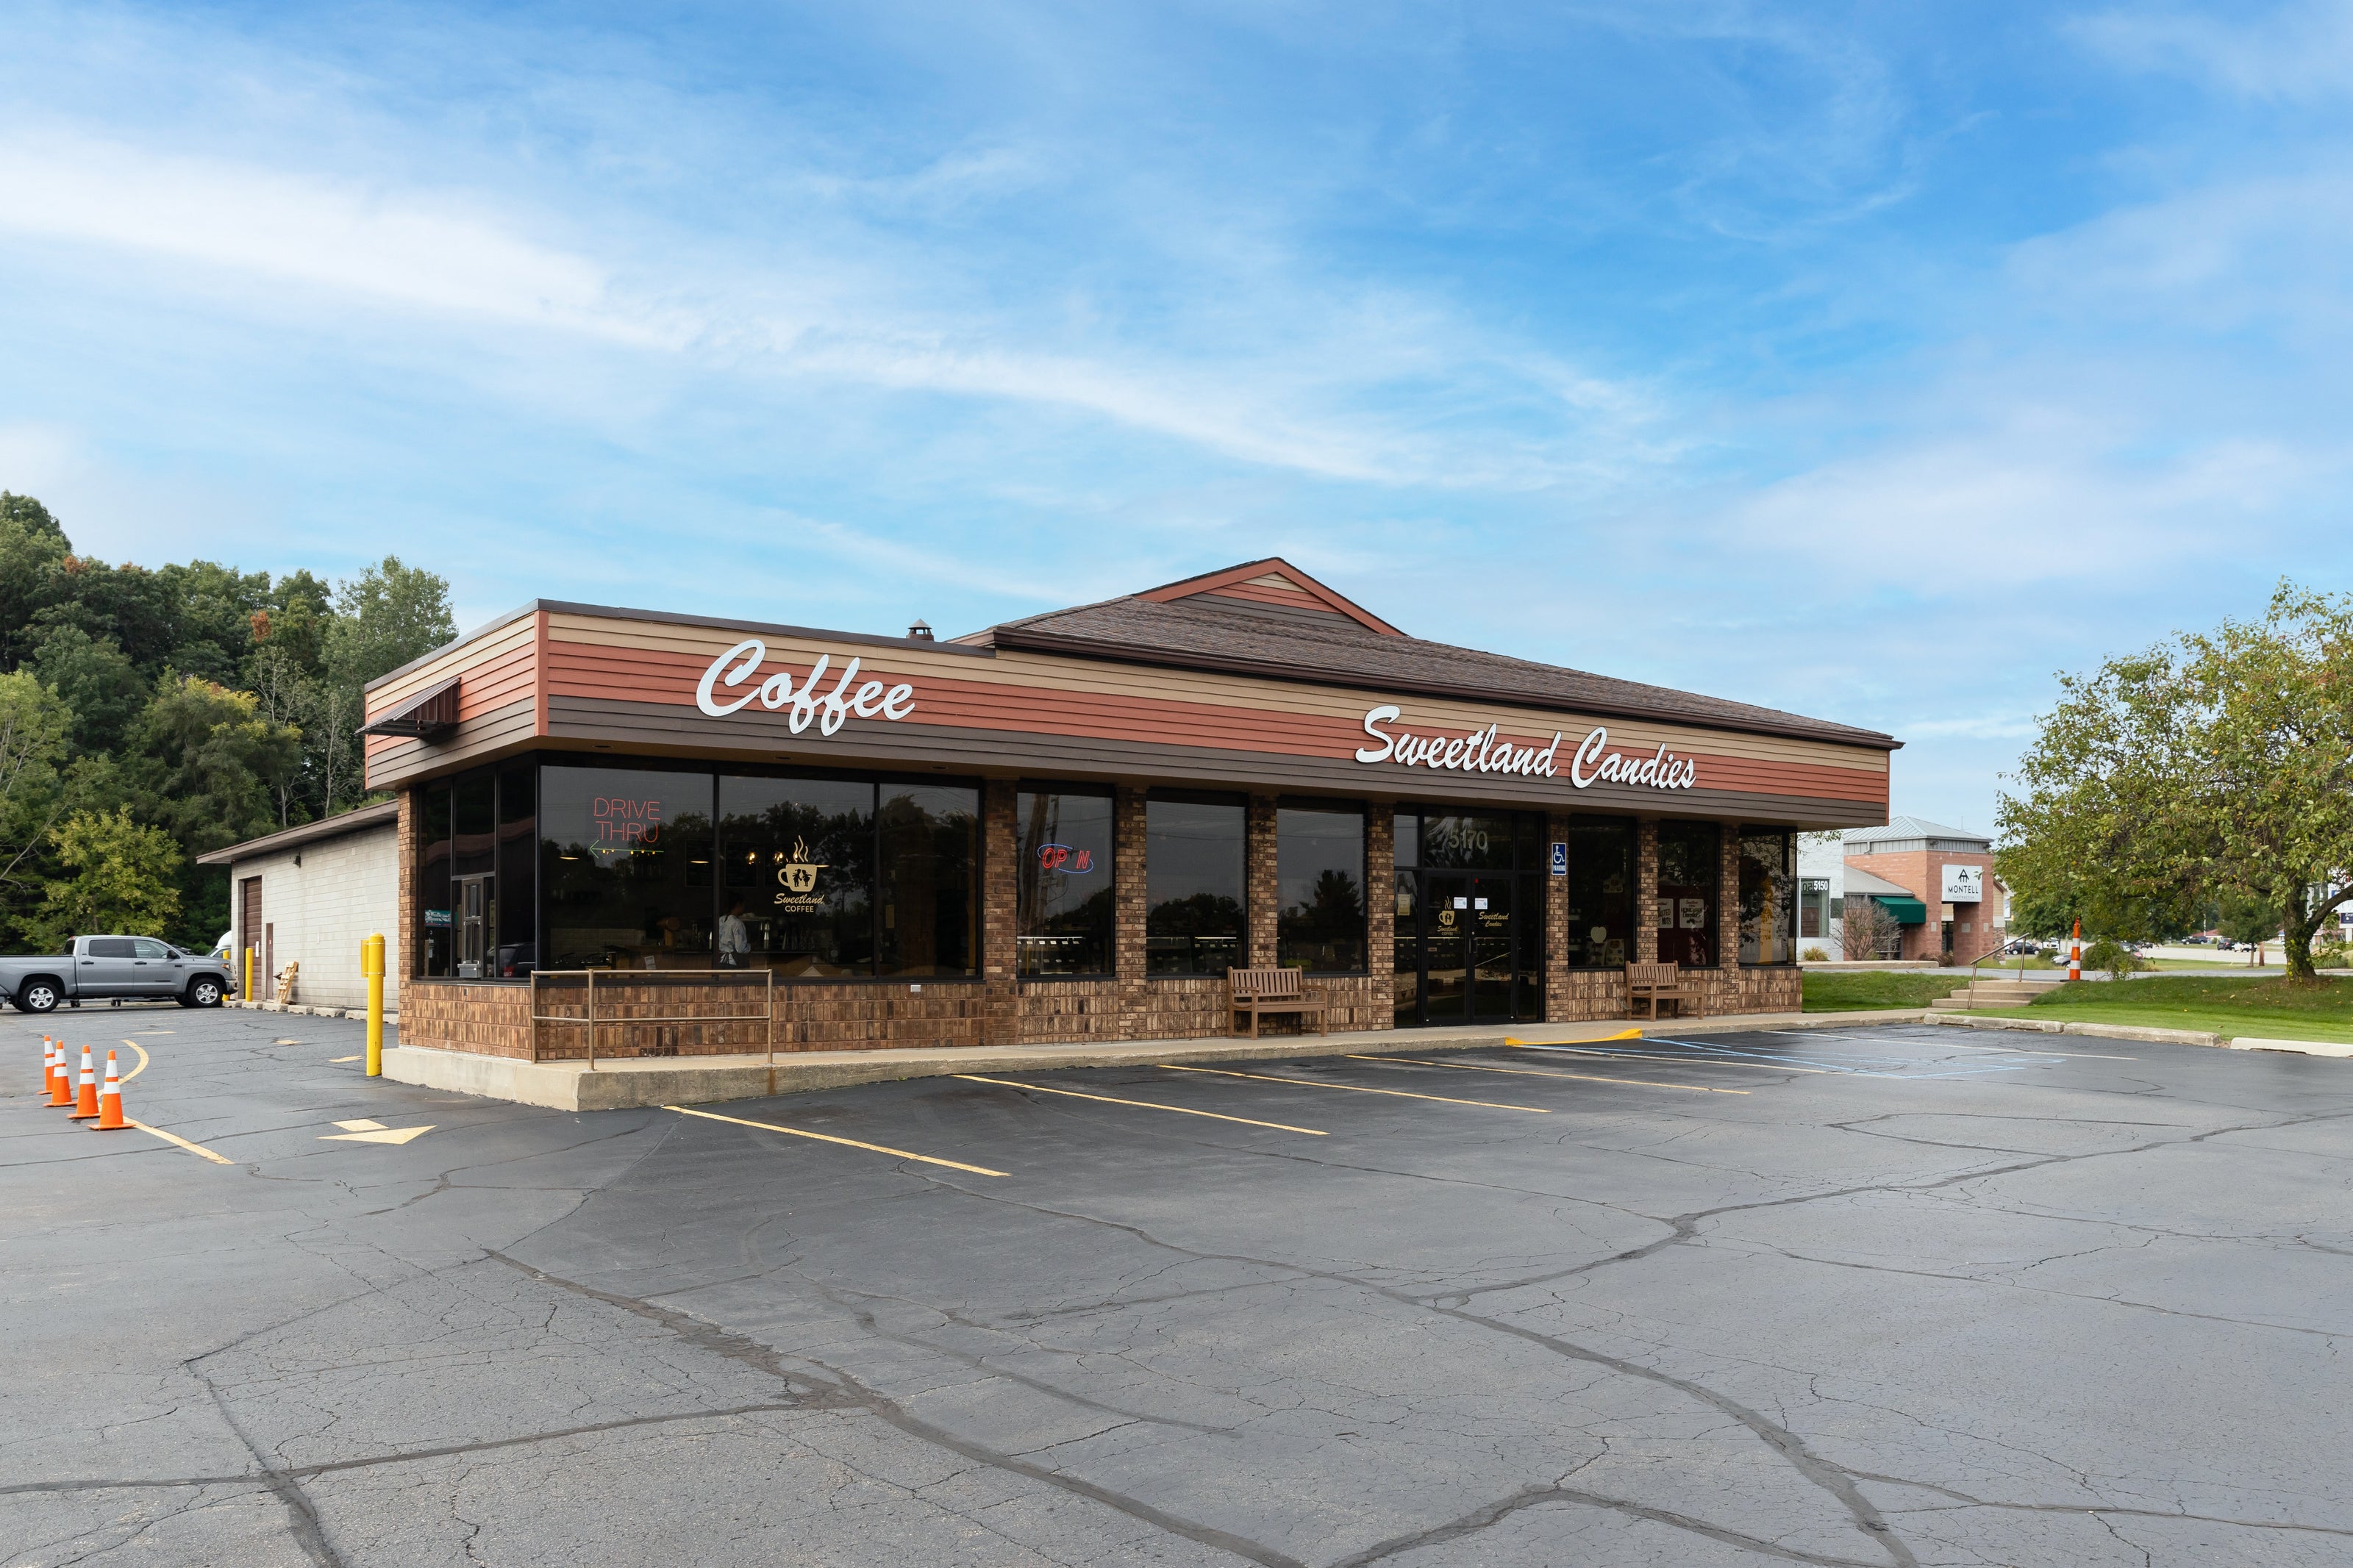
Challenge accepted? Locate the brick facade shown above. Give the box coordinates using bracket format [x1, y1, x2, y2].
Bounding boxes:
[1845, 846, 2006, 965]
[403, 791, 1796, 1062]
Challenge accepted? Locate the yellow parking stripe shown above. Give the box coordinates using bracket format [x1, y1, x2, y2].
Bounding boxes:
[128, 1120, 234, 1164]
[121, 1042, 150, 1081]
[1351, 1054, 1749, 1095]
[665, 1104, 1007, 1178]
[954, 1075, 1327, 1135]
[1155, 1063, 1549, 1112]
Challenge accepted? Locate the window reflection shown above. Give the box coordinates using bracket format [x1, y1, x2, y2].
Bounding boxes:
[1018, 787, 1115, 975]
[540, 767, 715, 970]
[1146, 794, 1246, 975]
[1739, 828, 1797, 965]
[1563, 816, 1634, 970]
[720, 777, 874, 977]
[1277, 801, 1365, 972]
[1656, 820, 1721, 968]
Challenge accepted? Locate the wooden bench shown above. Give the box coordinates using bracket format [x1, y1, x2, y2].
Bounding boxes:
[1626, 960, 1702, 1020]
[1229, 967, 1329, 1039]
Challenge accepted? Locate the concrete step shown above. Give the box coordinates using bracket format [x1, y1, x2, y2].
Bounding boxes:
[1932, 990, 2036, 1011]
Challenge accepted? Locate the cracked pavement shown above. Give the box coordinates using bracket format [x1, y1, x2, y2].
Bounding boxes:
[4, 1012, 2351, 1565]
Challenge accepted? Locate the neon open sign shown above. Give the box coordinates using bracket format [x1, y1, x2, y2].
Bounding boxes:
[1037, 842, 1095, 873]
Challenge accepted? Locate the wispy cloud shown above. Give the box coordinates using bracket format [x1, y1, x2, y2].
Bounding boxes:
[2073, 1, 2353, 101]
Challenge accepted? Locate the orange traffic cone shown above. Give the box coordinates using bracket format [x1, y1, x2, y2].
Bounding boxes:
[69, 1046, 100, 1120]
[93, 1051, 127, 1131]
[40, 1037, 55, 1099]
[49, 1042, 74, 1107]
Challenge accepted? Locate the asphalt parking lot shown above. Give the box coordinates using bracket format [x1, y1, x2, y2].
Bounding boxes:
[6, 1008, 2352, 1567]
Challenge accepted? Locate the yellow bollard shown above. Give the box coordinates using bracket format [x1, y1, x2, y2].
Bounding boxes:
[243, 945, 255, 1005]
[363, 933, 386, 1078]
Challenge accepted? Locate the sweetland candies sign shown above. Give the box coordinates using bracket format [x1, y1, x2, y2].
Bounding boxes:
[1354, 705, 1697, 793]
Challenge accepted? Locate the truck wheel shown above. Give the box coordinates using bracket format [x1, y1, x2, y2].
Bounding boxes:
[183, 977, 224, 1009]
[15, 979, 60, 1014]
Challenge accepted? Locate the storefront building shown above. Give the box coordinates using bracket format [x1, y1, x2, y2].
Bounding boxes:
[362, 562, 1896, 1062]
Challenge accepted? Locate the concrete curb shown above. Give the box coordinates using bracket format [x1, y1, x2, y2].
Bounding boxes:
[1929, 1011, 2353, 1056]
[381, 1009, 1934, 1111]
[2229, 1036, 2353, 1058]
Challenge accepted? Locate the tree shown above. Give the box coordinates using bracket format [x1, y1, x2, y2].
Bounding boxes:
[28, 807, 182, 946]
[31, 626, 146, 755]
[1841, 895, 1897, 960]
[2000, 583, 2353, 982]
[315, 556, 456, 815]
[2215, 893, 2279, 947]
[0, 673, 75, 933]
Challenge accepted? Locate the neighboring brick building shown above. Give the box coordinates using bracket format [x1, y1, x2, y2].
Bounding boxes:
[1842, 816, 2006, 965]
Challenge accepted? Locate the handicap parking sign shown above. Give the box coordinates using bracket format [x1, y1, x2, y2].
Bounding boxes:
[1549, 841, 1567, 876]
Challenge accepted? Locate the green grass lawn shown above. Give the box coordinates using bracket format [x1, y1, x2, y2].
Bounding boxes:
[1801, 971, 1970, 1012]
[1985, 975, 2353, 1042]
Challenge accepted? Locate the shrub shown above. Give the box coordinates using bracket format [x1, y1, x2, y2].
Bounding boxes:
[1800, 946, 1829, 962]
[2081, 937, 2142, 975]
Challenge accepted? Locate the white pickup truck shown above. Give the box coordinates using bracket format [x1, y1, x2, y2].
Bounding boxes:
[0, 935, 235, 1012]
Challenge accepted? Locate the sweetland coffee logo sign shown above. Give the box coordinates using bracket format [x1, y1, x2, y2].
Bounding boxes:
[1354, 704, 1697, 793]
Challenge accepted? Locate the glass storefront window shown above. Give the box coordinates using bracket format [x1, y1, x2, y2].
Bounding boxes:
[1277, 801, 1365, 972]
[1740, 828, 1798, 964]
[1799, 878, 1830, 941]
[721, 776, 874, 977]
[496, 765, 537, 977]
[540, 766, 716, 971]
[1417, 810, 1516, 870]
[1656, 820, 1721, 968]
[1018, 787, 1115, 975]
[420, 782, 453, 978]
[1563, 815, 1634, 969]
[877, 784, 978, 978]
[1146, 792, 1246, 975]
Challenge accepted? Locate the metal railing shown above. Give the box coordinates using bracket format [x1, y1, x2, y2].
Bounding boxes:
[528, 968, 776, 1068]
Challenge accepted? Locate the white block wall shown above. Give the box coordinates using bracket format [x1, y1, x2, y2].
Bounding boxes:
[227, 825, 401, 1012]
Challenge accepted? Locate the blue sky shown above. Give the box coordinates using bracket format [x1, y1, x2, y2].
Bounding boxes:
[4, 1, 2348, 832]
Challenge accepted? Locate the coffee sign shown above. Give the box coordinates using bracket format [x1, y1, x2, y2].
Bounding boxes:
[695, 640, 915, 734]
[1355, 706, 1696, 792]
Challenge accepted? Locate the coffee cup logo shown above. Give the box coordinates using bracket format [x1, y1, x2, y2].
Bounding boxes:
[774, 838, 826, 905]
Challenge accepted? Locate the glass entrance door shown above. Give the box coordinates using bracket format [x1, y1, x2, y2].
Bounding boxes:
[456, 874, 494, 979]
[1409, 871, 1518, 1025]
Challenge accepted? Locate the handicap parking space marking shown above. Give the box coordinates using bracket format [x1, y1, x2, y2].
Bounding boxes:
[1350, 1053, 1749, 1094]
[1513, 1037, 2031, 1081]
[953, 1074, 1327, 1135]
[319, 1117, 436, 1145]
[666, 1103, 1008, 1177]
[1157, 1062, 1550, 1112]
[1634, 1035, 2040, 1079]
[1513, 1043, 1834, 1075]
[1765, 1030, 2141, 1062]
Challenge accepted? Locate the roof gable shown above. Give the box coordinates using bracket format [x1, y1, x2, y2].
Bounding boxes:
[1133, 559, 1404, 636]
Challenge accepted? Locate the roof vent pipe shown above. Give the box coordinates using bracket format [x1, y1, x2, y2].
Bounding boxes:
[907, 620, 934, 640]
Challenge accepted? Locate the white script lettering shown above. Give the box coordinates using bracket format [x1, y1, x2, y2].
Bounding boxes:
[1361, 706, 1696, 792]
[695, 640, 919, 732]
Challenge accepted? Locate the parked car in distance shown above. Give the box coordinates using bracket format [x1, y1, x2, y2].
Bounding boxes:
[0, 936, 235, 1012]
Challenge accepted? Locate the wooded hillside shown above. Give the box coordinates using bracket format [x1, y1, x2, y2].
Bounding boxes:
[0, 492, 456, 950]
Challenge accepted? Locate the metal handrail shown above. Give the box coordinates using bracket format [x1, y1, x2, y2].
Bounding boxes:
[529, 968, 776, 1070]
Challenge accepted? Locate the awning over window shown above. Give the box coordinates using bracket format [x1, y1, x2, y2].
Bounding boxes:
[1874, 896, 1929, 926]
[360, 676, 460, 740]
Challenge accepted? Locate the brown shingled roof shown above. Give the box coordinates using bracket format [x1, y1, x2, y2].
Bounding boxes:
[982, 578, 1896, 750]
